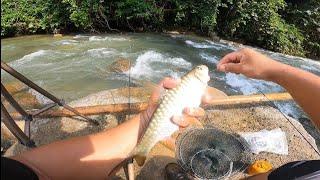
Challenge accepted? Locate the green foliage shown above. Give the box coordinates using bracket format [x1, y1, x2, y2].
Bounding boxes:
[1, 0, 70, 36]
[1, 0, 42, 36]
[174, 0, 223, 32]
[1, 0, 318, 59]
[217, 0, 305, 56]
[282, 0, 320, 59]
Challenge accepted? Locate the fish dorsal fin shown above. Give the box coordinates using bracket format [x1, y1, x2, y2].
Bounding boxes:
[134, 155, 147, 166]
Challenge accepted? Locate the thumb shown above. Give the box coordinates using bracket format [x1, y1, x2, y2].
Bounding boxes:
[222, 63, 243, 74]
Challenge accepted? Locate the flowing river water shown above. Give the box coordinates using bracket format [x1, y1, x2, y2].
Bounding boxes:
[1, 33, 320, 144]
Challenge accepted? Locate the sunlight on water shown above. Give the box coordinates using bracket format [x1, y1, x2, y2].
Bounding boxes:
[1, 33, 320, 122]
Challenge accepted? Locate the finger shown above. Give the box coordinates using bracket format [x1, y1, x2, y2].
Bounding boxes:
[183, 107, 205, 117]
[223, 63, 243, 74]
[171, 115, 190, 128]
[150, 77, 180, 103]
[217, 51, 242, 71]
[159, 77, 180, 89]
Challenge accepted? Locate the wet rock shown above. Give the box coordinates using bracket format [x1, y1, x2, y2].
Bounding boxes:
[1, 121, 25, 154]
[108, 58, 131, 73]
[3, 87, 319, 180]
[2, 83, 42, 111]
[3, 81, 28, 95]
[208, 31, 220, 41]
[166, 31, 180, 35]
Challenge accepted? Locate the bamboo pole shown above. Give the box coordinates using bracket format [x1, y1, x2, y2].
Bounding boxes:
[9, 92, 292, 119]
[206, 92, 292, 105]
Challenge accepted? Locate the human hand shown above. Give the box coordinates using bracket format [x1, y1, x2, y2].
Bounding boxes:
[139, 77, 206, 134]
[217, 48, 286, 81]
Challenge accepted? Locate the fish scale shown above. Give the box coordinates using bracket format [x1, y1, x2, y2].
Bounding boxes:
[132, 65, 210, 161]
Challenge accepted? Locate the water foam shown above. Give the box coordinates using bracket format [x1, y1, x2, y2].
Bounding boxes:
[89, 36, 128, 42]
[185, 40, 217, 49]
[11, 50, 50, 66]
[225, 73, 282, 95]
[199, 52, 219, 64]
[9, 50, 76, 69]
[86, 48, 118, 58]
[55, 39, 79, 45]
[300, 64, 320, 73]
[73, 34, 91, 39]
[274, 101, 302, 119]
[129, 51, 192, 79]
[205, 40, 238, 50]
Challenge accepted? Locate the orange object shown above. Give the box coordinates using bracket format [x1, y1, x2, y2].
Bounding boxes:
[248, 160, 273, 175]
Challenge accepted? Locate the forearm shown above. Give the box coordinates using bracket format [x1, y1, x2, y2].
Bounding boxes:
[12, 114, 143, 179]
[271, 64, 320, 127]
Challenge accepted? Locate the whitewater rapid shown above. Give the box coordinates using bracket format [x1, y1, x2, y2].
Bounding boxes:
[2, 33, 320, 121]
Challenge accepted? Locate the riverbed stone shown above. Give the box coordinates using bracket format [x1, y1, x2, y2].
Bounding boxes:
[3, 87, 319, 180]
[2, 81, 42, 111]
[108, 58, 131, 73]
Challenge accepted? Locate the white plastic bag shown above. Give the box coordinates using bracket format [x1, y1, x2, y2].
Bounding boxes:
[239, 128, 288, 155]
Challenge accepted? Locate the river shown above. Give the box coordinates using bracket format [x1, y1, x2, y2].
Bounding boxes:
[1, 33, 320, 141]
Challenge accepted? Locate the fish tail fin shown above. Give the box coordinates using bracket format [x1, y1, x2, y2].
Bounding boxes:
[107, 154, 147, 179]
[108, 157, 134, 179]
[134, 155, 147, 166]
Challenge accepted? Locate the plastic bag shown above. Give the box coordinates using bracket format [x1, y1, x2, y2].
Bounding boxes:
[239, 128, 288, 155]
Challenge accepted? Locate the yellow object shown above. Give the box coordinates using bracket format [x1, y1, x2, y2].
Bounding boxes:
[248, 160, 273, 175]
[53, 34, 63, 37]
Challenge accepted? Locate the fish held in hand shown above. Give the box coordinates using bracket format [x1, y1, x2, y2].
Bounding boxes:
[133, 65, 210, 165]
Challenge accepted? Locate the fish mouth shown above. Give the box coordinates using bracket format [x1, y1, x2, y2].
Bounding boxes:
[194, 65, 210, 84]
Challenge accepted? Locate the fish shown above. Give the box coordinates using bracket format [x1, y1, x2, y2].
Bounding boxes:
[132, 65, 210, 165]
[109, 65, 210, 178]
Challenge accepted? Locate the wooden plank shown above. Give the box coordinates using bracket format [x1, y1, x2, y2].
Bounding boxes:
[9, 92, 292, 119]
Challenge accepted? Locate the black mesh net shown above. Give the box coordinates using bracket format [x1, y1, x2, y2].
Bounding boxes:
[176, 128, 252, 179]
[191, 149, 232, 179]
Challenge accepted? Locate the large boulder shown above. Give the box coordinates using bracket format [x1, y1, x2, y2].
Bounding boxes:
[2, 81, 42, 110]
[1, 81, 42, 153]
[3, 86, 319, 180]
[108, 58, 131, 73]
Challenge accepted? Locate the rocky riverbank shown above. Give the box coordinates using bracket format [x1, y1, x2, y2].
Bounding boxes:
[2, 85, 319, 179]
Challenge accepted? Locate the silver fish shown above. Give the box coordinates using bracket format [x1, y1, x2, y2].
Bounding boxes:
[132, 65, 210, 165]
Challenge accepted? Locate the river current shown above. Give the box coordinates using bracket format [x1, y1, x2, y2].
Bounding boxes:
[1, 33, 320, 132]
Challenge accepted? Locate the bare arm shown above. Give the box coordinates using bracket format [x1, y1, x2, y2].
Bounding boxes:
[10, 78, 205, 179]
[12, 112, 145, 179]
[217, 48, 320, 128]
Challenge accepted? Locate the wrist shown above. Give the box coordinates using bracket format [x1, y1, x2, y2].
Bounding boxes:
[267, 63, 290, 84]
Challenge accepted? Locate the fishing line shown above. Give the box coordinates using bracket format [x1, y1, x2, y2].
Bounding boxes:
[255, 87, 320, 157]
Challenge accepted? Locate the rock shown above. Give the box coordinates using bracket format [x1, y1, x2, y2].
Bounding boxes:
[12, 91, 42, 109]
[166, 31, 180, 35]
[108, 58, 131, 73]
[53, 34, 63, 37]
[208, 31, 220, 41]
[1, 121, 25, 153]
[3, 81, 28, 95]
[2, 87, 42, 112]
[137, 27, 144, 32]
[3, 87, 319, 180]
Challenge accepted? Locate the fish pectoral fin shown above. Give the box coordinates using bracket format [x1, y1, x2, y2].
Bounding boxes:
[134, 155, 147, 166]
